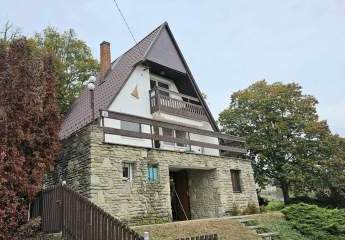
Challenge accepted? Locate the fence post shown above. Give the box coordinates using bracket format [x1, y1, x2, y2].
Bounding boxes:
[144, 231, 149, 240]
[61, 181, 66, 235]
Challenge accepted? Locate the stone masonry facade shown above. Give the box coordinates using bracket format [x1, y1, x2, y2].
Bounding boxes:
[47, 123, 258, 225]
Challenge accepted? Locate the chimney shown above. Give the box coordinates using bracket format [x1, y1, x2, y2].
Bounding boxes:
[100, 41, 111, 79]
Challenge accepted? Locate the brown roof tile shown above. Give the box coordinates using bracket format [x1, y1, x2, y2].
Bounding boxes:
[59, 23, 163, 139]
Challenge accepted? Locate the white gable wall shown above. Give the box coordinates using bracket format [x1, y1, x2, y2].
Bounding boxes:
[104, 64, 219, 156]
[105, 65, 152, 148]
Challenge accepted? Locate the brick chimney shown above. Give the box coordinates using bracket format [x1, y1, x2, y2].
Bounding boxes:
[100, 41, 111, 79]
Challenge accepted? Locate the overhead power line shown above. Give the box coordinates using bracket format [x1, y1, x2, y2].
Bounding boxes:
[112, 0, 137, 44]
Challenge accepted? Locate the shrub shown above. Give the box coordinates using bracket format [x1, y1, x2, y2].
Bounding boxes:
[230, 203, 242, 216]
[259, 205, 267, 213]
[265, 200, 285, 211]
[282, 203, 345, 240]
[17, 217, 41, 239]
[242, 202, 260, 215]
[263, 219, 309, 240]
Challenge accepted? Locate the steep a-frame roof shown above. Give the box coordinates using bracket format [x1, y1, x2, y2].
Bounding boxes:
[60, 22, 218, 139]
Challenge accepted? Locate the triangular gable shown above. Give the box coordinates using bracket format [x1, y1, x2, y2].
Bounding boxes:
[60, 22, 219, 139]
[144, 23, 219, 132]
[145, 27, 187, 73]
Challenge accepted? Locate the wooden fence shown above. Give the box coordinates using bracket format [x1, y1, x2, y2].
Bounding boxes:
[176, 234, 218, 240]
[30, 184, 143, 240]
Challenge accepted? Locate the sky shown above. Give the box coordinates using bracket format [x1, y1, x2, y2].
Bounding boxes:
[2, 0, 345, 136]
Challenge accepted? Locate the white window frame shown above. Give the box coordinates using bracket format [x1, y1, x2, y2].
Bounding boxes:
[122, 162, 133, 182]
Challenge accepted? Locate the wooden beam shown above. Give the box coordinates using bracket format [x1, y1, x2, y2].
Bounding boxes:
[101, 110, 245, 142]
[103, 127, 247, 154]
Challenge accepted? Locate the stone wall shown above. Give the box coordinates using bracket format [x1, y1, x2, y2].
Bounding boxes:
[89, 125, 258, 225]
[45, 125, 92, 197]
[46, 124, 258, 225]
[188, 169, 218, 219]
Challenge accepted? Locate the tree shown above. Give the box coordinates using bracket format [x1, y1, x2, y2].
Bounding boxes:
[312, 134, 345, 207]
[33, 27, 99, 114]
[218, 80, 330, 203]
[0, 38, 61, 239]
[0, 21, 21, 44]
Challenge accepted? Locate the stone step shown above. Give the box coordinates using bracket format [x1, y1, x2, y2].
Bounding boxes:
[258, 232, 279, 240]
[237, 218, 255, 223]
[248, 225, 261, 230]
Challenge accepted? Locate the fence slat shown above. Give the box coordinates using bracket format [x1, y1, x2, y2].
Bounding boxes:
[29, 185, 144, 240]
[176, 234, 218, 240]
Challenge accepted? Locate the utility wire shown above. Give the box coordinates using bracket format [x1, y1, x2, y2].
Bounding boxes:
[112, 0, 137, 44]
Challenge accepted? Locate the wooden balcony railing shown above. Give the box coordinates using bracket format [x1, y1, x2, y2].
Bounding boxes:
[100, 110, 246, 155]
[149, 87, 208, 121]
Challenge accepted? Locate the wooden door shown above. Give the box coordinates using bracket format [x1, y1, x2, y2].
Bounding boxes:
[173, 170, 191, 220]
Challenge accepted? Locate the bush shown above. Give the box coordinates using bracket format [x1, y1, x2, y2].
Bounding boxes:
[289, 194, 345, 209]
[263, 219, 309, 240]
[282, 203, 345, 240]
[265, 200, 285, 211]
[242, 202, 260, 215]
[230, 203, 242, 216]
[17, 217, 41, 239]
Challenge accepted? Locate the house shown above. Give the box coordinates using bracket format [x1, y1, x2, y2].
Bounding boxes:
[46, 22, 258, 225]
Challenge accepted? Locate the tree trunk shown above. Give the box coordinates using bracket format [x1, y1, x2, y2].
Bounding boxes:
[281, 181, 290, 204]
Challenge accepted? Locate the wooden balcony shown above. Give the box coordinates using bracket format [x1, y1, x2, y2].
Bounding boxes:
[149, 87, 208, 121]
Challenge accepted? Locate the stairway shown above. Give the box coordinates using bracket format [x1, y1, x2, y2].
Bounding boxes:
[237, 218, 279, 240]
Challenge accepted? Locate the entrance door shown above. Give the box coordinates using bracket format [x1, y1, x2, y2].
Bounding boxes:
[170, 170, 191, 221]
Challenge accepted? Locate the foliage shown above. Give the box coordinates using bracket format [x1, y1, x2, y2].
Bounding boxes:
[282, 203, 345, 240]
[257, 192, 269, 206]
[230, 203, 242, 216]
[33, 27, 98, 114]
[16, 217, 41, 239]
[0, 21, 21, 44]
[263, 219, 310, 240]
[218, 80, 330, 203]
[314, 135, 345, 207]
[264, 200, 285, 211]
[242, 202, 260, 215]
[0, 39, 60, 239]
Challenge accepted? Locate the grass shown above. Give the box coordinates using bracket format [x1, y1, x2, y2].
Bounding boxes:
[134, 208, 344, 240]
[249, 212, 310, 240]
[262, 219, 310, 240]
[133, 217, 260, 240]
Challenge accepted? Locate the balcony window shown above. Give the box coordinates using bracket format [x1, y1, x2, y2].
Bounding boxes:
[120, 120, 140, 132]
[150, 79, 170, 97]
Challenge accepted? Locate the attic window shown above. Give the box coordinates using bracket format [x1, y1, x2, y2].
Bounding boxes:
[150, 79, 170, 97]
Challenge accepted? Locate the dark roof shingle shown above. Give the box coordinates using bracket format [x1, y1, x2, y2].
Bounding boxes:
[59, 23, 163, 139]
